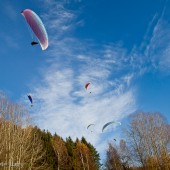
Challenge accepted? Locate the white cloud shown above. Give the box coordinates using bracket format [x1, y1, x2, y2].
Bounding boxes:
[134, 1, 170, 74]
[32, 64, 136, 152]
[28, 0, 139, 160]
[141, 18, 170, 73]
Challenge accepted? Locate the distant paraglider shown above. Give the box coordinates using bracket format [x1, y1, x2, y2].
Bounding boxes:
[27, 94, 33, 107]
[85, 82, 90, 90]
[21, 9, 48, 50]
[87, 123, 95, 133]
[102, 121, 121, 132]
[85, 82, 91, 93]
[87, 124, 95, 129]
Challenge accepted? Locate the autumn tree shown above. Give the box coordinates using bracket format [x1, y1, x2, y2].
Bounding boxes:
[0, 93, 51, 170]
[105, 143, 123, 170]
[81, 137, 101, 170]
[0, 93, 102, 170]
[124, 112, 170, 170]
[52, 134, 69, 170]
[74, 140, 88, 170]
[119, 139, 133, 170]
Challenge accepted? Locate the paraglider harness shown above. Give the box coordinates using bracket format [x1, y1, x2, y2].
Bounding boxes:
[31, 41, 39, 46]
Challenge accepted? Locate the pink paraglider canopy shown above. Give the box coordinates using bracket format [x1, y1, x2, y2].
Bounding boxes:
[21, 9, 48, 50]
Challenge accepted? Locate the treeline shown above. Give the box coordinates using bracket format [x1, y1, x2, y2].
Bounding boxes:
[1, 93, 170, 170]
[31, 128, 101, 170]
[104, 112, 170, 170]
[0, 94, 101, 170]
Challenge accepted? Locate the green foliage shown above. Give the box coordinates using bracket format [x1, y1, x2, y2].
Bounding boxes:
[81, 136, 102, 169]
[34, 127, 58, 169]
[0, 93, 101, 169]
[66, 136, 76, 157]
[65, 136, 76, 169]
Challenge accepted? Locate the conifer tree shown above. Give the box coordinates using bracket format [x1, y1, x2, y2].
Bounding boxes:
[81, 137, 101, 169]
[65, 136, 76, 170]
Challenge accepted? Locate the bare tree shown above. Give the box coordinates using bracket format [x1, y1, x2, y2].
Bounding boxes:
[105, 143, 123, 170]
[124, 112, 170, 170]
[0, 93, 50, 170]
[119, 139, 133, 169]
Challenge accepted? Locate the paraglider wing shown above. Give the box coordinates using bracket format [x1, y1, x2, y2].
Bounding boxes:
[102, 122, 113, 132]
[27, 95, 33, 104]
[85, 82, 90, 90]
[21, 9, 48, 50]
[102, 121, 121, 132]
[87, 124, 95, 129]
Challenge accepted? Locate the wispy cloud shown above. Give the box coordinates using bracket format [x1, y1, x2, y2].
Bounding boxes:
[41, 0, 82, 40]
[32, 62, 136, 155]
[25, 0, 170, 160]
[137, 0, 170, 73]
[28, 0, 136, 155]
[147, 19, 170, 72]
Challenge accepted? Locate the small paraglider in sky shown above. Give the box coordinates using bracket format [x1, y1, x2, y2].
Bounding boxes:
[85, 82, 90, 90]
[21, 9, 48, 50]
[27, 94, 33, 107]
[87, 124, 95, 133]
[87, 124, 95, 129]
[85, 82, 91, 93]
[102, 121, 121, 132]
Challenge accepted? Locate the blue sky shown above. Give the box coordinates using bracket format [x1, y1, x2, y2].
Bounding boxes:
[0, 0, 170, 162]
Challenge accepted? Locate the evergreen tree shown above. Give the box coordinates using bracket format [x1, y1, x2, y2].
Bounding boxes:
[81, 137, 101, 169]
[35, 128, 58, 169]
[66, 136, 76, 170]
